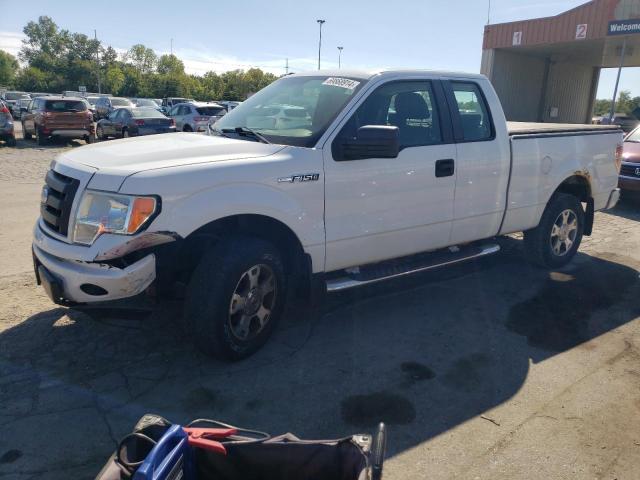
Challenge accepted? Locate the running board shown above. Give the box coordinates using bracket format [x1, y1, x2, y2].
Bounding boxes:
[325, 243, 500, 292]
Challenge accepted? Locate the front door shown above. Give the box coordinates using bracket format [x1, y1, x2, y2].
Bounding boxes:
[323, 80, 457, 272]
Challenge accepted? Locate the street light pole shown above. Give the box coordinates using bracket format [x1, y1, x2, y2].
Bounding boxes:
[337, 46, 343, 69]
[94, 29, 101, 94]
[317, 20, 325, 70]
[609, 38, 627, 123]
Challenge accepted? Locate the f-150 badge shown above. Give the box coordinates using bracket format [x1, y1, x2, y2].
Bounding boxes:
[277, 173, 320, 183]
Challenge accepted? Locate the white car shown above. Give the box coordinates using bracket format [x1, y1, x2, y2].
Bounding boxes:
[167, 102, 227, 133]
[32, 69, 622, 360]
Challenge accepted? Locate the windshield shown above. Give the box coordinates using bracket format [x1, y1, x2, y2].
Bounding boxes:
[136, 99, 158, 107]
[44, 100, 87, 112]
[131, 108, 165, 118]
[214, 75, 366, 147]
[5, 92, 26, 101]
[111, 98, 133, 106]
[196, 106, 226, 116]
[86, 97, 99, 105]
[625, 127, 640, 142]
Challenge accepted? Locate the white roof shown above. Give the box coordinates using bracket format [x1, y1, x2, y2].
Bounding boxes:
[291, 69, 487, 81]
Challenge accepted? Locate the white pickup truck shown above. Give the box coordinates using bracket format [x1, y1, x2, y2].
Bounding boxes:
[32, 70, 623, 359]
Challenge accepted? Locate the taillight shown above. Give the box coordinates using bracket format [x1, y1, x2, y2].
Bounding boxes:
[169, 119, 175, 126]
[0, 106, 8, 114]
[615, 144, 623, 172]
[135, 119, 145, 126]
[193, 116, 208, 122]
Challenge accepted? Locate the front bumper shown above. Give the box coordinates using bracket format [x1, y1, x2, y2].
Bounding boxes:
[32, 242, 156, 304]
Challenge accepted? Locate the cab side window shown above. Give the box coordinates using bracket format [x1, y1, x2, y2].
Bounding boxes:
[451, 82, 493, 142]
[340, 81, 442, 149]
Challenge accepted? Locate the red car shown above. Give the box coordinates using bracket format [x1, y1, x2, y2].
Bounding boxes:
[620, 126, 640, 192]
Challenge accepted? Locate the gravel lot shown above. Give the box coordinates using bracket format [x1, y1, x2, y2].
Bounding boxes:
[1, 124, 640, 479]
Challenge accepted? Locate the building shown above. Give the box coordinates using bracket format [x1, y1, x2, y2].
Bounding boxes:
[481, 0, 640, 123]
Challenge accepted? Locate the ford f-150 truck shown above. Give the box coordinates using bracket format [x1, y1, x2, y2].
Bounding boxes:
[32, 70, 623, 360]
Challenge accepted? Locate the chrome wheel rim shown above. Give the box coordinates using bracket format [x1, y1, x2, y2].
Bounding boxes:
[228, 264, 277, 341]
[550, 209, 578, 256]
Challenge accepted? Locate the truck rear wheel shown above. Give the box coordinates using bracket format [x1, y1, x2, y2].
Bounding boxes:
[184, 236, 287, 360]
[523, 193, 584, 269]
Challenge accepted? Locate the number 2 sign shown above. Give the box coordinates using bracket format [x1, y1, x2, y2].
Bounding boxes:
[576, 24, 588, 39]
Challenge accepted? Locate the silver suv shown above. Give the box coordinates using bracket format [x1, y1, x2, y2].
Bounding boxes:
[167, 102, 227, 132]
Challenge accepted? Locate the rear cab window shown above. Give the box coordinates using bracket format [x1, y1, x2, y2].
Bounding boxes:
[449, 82, 493, 142]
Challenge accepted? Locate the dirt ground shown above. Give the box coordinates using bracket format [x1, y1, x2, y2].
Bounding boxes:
[1, 124, 640, 479]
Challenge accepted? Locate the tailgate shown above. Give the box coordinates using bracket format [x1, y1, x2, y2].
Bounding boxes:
[47, 112, 91, 129]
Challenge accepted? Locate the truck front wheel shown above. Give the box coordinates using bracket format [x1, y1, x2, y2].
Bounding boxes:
[523, 193, 584, 269]
[184, 236, 287, 360]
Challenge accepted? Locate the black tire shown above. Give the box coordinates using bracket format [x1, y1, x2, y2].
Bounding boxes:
[523, 193, 584, 269]
[183, 125, 192, 132]
[36, 127, 47, 146]
[22, 123, 31, 140]
[122, 128, 129, 138]
[86, 133, 96, 144]
[184, 236, 287, 360]
[7, 136, 17, 147]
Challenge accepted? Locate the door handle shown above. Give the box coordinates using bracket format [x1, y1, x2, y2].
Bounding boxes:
[435, 159, 455, 178]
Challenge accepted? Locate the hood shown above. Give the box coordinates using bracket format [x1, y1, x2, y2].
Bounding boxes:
[58, 133, 286, 176]
[623, 140, 640, 164]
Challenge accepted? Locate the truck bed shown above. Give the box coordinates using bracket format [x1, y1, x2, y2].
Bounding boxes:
[507, 121, 621, 136]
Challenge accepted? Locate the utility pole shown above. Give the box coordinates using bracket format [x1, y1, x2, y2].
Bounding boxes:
[337, 46, 343, 69]
[609, 38, 627, 122]
[487, 0, 491, 24]
[317, 19, 325, 70]
[94, 29, 101, 94]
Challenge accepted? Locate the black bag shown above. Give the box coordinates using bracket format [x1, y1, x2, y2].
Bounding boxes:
[95, 414, 386, 480]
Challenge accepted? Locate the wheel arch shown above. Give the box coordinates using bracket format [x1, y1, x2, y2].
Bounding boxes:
[551, 174, 594, 235]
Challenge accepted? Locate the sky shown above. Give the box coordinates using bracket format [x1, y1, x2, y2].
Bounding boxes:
[0, 0, 638, 99]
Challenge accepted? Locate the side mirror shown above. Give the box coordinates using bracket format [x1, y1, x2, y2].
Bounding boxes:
[334, 125, 400, 161]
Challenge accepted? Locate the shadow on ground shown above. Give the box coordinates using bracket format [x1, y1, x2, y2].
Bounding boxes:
[1, 238, 639, 478]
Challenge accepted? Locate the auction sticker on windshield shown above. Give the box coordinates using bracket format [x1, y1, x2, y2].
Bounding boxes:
[322, 77, 360, 90]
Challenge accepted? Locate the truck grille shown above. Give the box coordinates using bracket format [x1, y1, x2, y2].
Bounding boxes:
[41, 170, 79, 236]
[620, 163, 640, 178]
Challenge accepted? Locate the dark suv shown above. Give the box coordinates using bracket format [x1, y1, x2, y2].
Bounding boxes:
[94, 96, 133, 120]
[21, 96, 95, 145]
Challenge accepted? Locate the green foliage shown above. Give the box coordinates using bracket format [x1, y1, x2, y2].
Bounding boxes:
[594, 90, 640, 117]
[0, 50, 19, 86]
[13, 16, 278, 100]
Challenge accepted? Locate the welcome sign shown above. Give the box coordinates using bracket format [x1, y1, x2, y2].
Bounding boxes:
[608, 19, 640, 35]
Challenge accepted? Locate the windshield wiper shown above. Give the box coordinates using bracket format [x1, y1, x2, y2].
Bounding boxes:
[220, 127, 271, 144]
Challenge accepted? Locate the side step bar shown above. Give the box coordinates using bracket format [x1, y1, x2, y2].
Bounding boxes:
[325, 243, 500, 292]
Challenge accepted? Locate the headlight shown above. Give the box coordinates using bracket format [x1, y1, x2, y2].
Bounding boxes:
[73, 191, 158, 245]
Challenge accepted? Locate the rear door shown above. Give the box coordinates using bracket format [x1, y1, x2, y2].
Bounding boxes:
[323, 79, 457, 271]
[442, 80, 511, 244]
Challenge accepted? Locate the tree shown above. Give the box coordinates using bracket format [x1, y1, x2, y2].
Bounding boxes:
[20, 16, 70, 65]
[0, 50, 19, 86]
[103, 66, 125, 94]
[15, 66, 49, 91]
[157, 54, 185, 76]
[126, 44, 157, 75]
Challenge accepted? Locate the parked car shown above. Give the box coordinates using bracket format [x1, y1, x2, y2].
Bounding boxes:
[167, 102, 227, 132]
[85, 96, 101, 120]
[619, 125, 640, 193]
[31, 70, 623, 360]
[217, 100, 241, 112]
[161, 97, 193, 113]
[135, 98, 162, 111]
[2, 91, 28, 112]
[11, 94, 31, 118]
[16, 96, 33, 119]
[21, 96, 95, 145]
[0, 101, 16, 146]
[601, 113, 639, 133]
[29, 92, 51, 98]
[96, 107, 176, 139]
[94, 96, 134, 120]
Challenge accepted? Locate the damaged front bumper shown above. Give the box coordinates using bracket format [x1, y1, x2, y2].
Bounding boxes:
[33, 243, 156, 304]
[32, 222, 178, 304]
